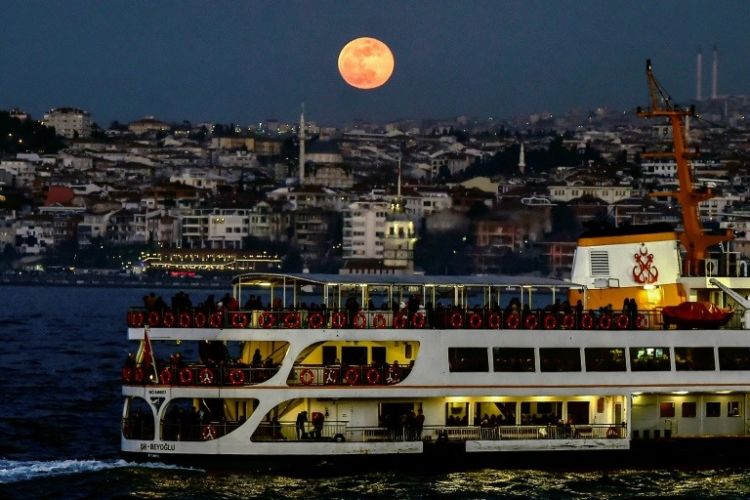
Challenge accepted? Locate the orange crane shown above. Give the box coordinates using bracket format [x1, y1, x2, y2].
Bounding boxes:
[636, 59, 732, 275]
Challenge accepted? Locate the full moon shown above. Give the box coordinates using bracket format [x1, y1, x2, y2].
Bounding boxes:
[338, 37, 395, 90]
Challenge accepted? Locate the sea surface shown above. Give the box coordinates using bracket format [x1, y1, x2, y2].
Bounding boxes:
[2, 285, 750, 499]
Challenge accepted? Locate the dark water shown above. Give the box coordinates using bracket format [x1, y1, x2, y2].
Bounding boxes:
[1, 285, 750, 498]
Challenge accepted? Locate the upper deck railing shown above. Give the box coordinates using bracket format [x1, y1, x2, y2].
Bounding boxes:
[127, 307, 743, 331]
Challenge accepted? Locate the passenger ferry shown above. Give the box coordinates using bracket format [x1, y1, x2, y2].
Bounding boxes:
[120, 62, 750, 467]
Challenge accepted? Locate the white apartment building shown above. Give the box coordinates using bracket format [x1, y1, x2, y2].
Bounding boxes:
[342, 201, 388, 259]
[548, 185, 633, 204]
[41, 107, 92, 138]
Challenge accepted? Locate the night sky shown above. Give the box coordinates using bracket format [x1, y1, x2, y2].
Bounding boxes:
[1, 1, 748, 126]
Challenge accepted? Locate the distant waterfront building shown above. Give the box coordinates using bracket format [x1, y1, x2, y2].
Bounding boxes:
[128, 116, 171, 135]
[41, 107, 92, 138]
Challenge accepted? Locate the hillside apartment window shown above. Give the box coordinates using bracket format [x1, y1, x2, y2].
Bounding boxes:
[718, 347, 750, 370]
[585, 348, 626, 371]
[539, 348, 581, 372]
[449, 348, 489, 372]
[492, 348, 535, 372]
[675, 348, 715, 371]
[630, 347, 671, 371]
[681, 402, 697, 418]
[706, 402, 721, 417]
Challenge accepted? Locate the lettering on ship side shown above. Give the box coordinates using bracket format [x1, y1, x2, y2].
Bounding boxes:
[140, 442, 176, 452]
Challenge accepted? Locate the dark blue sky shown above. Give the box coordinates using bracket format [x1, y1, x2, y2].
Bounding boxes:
[1, 1, 748, 126]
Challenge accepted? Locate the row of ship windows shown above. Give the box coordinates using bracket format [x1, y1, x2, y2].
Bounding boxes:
[448, 347, 750, 373]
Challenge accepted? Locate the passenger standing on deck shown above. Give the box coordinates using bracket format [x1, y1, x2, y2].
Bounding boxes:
[415, 408, 425, 440]
[296, 411, 307, 439]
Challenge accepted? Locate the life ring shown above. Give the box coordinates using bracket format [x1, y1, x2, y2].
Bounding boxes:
[162, 311, 175, 328]
[488, 313, 501, 329]
[524, 315, 538, 330]
[468, 313, 483, 329]
[636, 314, 648, 329]
[366, 368, 381, 385]
[299, 368, 315, 385]
[159, 367, 173, 385]
[198, 367, 215, 385]
[352, 312, 368, 329]
[372, 313, 386, 328]
[393, 313, 407, 329]
[331, 311, 347, 329]
[148, 311, 161, 327]
[193, 312, 207, 328]
[231, 312, 249, 328]
[179, 367, 194, 385]
[259, 311, 276, 329]
[506, 313, 520, 329]
[344, 367, 359, 385]
[616, 314, 629, 330]
[606, 426, 619, 439]
[201, 424, 218, 441]
[562, 314, 575, 329]
[130, 311, 144, 328]
[178, 312, 192, 328]
[284, 312, 301, 328]
[450, 311, 464, 328]
[412, 312, 426, 328]
[228, 368, 245, 385]
[308, 312, 324, 328]
[134, 366, 145, 383]
[598, 314, 612, 330]
[121, 366, 133, 383]
[543, 314, 557, 330]
[208, 312, 223, 328]
[581, 314, 594, 330]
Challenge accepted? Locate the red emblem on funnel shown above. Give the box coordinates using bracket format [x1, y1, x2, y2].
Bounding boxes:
[633, 244, 658, 284]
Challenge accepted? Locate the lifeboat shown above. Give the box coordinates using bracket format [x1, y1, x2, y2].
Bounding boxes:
[661, 301, 733, 329]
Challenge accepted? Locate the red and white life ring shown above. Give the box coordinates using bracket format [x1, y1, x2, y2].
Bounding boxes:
[129, 311, 144, 328]
[198, 367, 215, 385]
[488, 313, 501, 329]
[412, 312, 426, 329]
[162, 311, 175, 328]
[543, 314, 557, 330]
[208, 312, 223, 328]
[193, 312, 207, 328]
[581, 314, 594, 330]
[469, 313, 483, 329]
[148, 311, 161, 328]
[393, 313, 407, 329]
[134, 366, 145, 383]
[231, 312, 249, 328]
[201, 424, 217, 441]
[299, 368, 315, 385]
[616, 314, 629, 330]
[598, 315, 612, 330]
[259, 311, 276, 329]
[344, 367, 360, 385]
[450, 311, 464, 328]
[331, 311, 347, 329]
[352, 312, 368, 329]
[562, 314, 575, 329]
[179, 367, 194, 385]
[524, 315, 538, 330]
[307, 312, 324, 328]
[121, 366, 133, 383]
[159, 367, 173, 385]
[179, 312, 192, 328]
[366, 368, 381, 385]
[506, 313, 520, 329]
[228, 368, 245, 385]
[283, 312, 301, 329]
[372, 313, 386, 328]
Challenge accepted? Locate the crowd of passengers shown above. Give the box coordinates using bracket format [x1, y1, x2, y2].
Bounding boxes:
[138, 291, 644, 329]
[380, 408, 426, 441]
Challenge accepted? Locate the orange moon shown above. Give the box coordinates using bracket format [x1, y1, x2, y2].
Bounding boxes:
[338, 37, 395, 90]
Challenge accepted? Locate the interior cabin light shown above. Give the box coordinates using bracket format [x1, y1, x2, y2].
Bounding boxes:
[643, 284, 656, 290]
[671, 391, 689, 395]
[716, 390, 732, 394]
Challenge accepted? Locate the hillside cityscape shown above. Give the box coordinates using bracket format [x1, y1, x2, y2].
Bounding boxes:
[2, 92, 750, 284]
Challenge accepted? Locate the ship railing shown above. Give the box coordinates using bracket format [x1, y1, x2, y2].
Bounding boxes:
[287, 363, 411, 386]
[127, 307, 677, 331]
[159, 419, 244, 442]
[121, 363, 280, 386]
[252, 421, 348, 442]
[121, 416, 155, 440]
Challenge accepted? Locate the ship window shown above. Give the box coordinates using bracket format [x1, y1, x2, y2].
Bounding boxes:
[682, 402, 697, 418]
[659, 402, 675, 418]
[539, 348, 581, 372]
[675, 348, 715, 371]
[718, 347, 750, 370]
[585, 348, 626, 371]
[589, 250, 610, 276]
[728, 401, 741, 417]
[629, 347, 671, 371]
[492, 348, 535, 372]
[706, 402, 721, 417]
[342, 346, 367, 365]
[448, 348, 489, 372]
